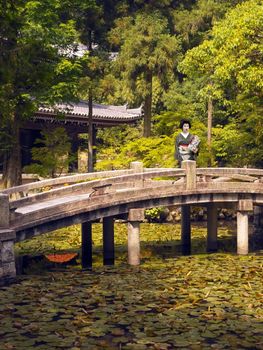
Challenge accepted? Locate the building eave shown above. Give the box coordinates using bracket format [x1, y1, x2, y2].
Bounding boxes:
[33, 101, 143, 127]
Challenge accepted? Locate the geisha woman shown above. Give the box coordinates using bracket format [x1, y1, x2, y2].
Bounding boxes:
[175, 119, 200, 167]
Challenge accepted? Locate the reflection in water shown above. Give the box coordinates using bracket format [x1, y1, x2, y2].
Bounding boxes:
[15, 221, 263, 275]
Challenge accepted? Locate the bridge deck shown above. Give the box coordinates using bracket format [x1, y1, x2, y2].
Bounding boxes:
[14, 193, 92, 215]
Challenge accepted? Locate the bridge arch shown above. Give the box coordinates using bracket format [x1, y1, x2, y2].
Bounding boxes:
[0, 161, 263, 284]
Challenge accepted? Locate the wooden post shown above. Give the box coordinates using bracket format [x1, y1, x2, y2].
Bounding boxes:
[92, 125, 97, 169]
[181, 160, 196, 190]
[88, 89, 93, 172]
[207, 96, 213, 167]
[20, 129, 34, 167]
[237, 200, 253, 255]
[103, 216, 114, 265]
[207, 204, 218, 252]
[143, 69, 152, 137]
[127, 209, 144, 266]
[181, 205, 191, 255]
[81, 222, 92, 269]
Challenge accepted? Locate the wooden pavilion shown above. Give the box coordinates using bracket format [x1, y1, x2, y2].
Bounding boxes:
[21, 101, 143, 172]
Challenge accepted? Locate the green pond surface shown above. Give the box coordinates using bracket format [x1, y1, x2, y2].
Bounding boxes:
[0, 223, 262, 349]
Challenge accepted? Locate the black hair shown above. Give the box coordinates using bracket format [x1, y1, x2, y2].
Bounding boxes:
[179, 119, 191, 129]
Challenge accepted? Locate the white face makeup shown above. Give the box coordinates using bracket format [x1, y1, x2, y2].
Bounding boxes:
[182, 123, 190, 133]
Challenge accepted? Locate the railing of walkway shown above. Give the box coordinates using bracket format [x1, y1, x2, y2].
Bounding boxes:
[1, 161, 263, 210]
[1, 162, 263, 224]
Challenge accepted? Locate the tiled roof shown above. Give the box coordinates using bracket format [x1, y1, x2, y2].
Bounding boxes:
[34, 101, 143, 125]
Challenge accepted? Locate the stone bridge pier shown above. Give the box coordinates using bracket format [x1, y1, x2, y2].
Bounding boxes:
[0, 194, 16, 285]
[81, 208, 145, 269]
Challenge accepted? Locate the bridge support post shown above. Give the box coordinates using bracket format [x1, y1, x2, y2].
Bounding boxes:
[180, 161, 196, 255]
[0, 194, 16, 285]
[181, 205, 191, 255]
[127, 209, 144, 265]
[0, 230, 16, 285]
[237, 200, 253, 255]
[81, 222, 92, 269]
[207, 204, 218, 252]
[130, 162, 144, 187]
[103, 217, 114, 265]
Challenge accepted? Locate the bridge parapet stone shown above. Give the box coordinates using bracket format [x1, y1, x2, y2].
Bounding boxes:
[0, 229, 16, 285]
[128, 208, 145, 222]
[181, 160, 196, 190]
[238, 199, 253, 212]
[130, 162, 144, 188]
[130, 161, 143, 173]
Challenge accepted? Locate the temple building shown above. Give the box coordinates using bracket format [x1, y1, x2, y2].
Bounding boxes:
[21, 101, 143, 172]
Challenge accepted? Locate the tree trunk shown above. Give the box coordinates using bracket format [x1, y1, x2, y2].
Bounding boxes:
[207, 97, 213, 167]
[87, 29, 94, 172]
[143, 70, 153, 138]
[88, 88, 93, 172]
[3, 114, 22, 188]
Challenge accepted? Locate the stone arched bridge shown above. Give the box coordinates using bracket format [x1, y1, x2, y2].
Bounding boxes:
[0, 161, 263, 284]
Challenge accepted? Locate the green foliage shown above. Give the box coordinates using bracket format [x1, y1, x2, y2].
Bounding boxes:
[0, 0, 88, 186]
[154, 79, 208, 136]
[108, 11, 181, 135]
[97, 124, 142, 149]
[96, 115, 212, 170]
[212, 123, 248, 166]
[110, 12, 180, 100]
[145, 207, 169, 223]
[96, 135, 175, 171]
[180, 0, 263, 104]
[213, 118, 263, 167]
[173, 0, 241, 48]
[1, 0, 262, 184]
[179, 0, 263, 166]
[24, 127, 73, 177]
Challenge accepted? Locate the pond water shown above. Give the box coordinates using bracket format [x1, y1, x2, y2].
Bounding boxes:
[0, 223, 262, 349]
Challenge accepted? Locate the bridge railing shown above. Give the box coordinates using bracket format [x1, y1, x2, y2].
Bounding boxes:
[1, 161, 263, 213]
[1, 164, 182, 198]
[7, 168, 186, 210]
[196, 168, 263, 182]
[1, 169, 135, 196]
